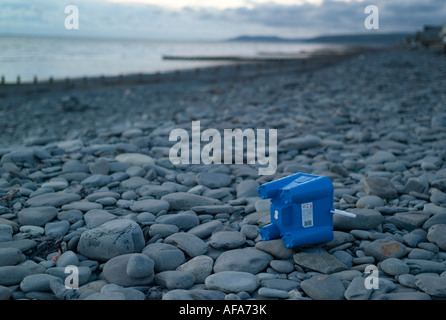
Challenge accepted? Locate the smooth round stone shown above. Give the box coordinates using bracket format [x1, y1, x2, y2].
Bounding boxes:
[164, 233, 208, 258]
[240, 224, 259, 240]
[44, 220, 70, 238]
[408, 248, 435, 260]
[397, 274, 416, 288]
[41, 178, 69, 191]
[62, 201, 103, 212]
[213, 247, 273, 274]
[25, 193, 81, 207]
[120, 176, 150, 189]
[258, 287, 290, 299]
[427, 224, 446, 251]
[148, 223, 178, 238]
[161, 192, 221, 211]
[115, 153, 155, 166]
[205, 271, 259, 293]
[93, 197, 116, 206]
[155, 271, 195, 290]
[58, 209, 83, 223]
[126, 254, 155, 279]
[103, 253, 154, 287]
[18, 206, 58, 227]
[155, 212, 200, 231]
[414, 274, 446, 298]
[356, 196, 384, 209]
[162, 289, 194, 300]
[269, 260, 295, 274]
[137, 212, 156, 225]
[208, 231, 246, 250]
[89, 158, 110, 175]
[142, 243, 186, 272]
[81, 174, 112, 188]
[187, 220, 222, 239]
[20, 274, 61, 292]
[380, 258, 410, 276]
[19, 225, 44, 237]
[0, 266, 31, 286]
[56, 250, 80, 268]
[255, 239, 294, 260]
[130, 199, 170, 213]
[364, 239, 407, 262]
[0, 248, 26, 267]
[196, 172, 232, 189]
[176, 255, 214, 284]
[83, 210, 116, 229]
[236, 180, 260, 198]
[403, 233, 424, 247]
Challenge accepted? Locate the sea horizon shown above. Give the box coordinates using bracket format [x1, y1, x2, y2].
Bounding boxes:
[0, 34, 347, 84]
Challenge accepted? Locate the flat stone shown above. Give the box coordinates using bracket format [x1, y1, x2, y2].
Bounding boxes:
[155, 271, 195, 290]
[20, 274, 61, 292]
[258, 287, 289, 299]
[162, 289, 194, 300]
[364, 239, 407, 262]
[196, 172, 231, 189]
[58, 209, 83, 223]
[388, 212, 429, 231]
[81, 174, 112, 188]
[0, 248, 26, 266]
[356, 196, 384, 209]
[45, 220, 70, 238]
[300, 274, 345, 300]
[148, 224, 179, 238]
[142, 243, 186, 272]
[334, 208, 383, 231]
[213, 247, 273, 274]
[190, 205, 243, 215]
[431, 190, 446, 206]
[0, 239, 37, 252]
[269, 260, 295, 274]
[164, 232, 208, 258]
[84, 210, 117, 229]
[0, 285, 12, 300]
[103, 253, 154, 287]
[89, 158, 110, 175]
[365, 151, 396, 165]
[0, 266, 31, 286]
[208, 231, 246, 250]
[362, 176, 398, 200]
[116, 153, 155, 166]
[236, 180, 260, 198]
[61, 201, 103, 212]
[343, 276, 372, 300]
[293, 251, 348, 274]
[18, 206, 58, 227]
[255, 239, 294, 260]
[187, 220, 222, 239]
[130, 199, 170, 213]
[26, 193, 81, 207]
[423, 213, 446, 230]
[56, 250, 79, 268]
[176, 255, 214, 284]
[77, 219, 145, 262]
[278, 135, 321, 151]
[427, 224, 446, 251]
[205, 271, 259, 293]
[414, 274, 446, 298]
[41, 178, 69, 191]
[161, 192, 221, 211]
[380, 258, 410, 276]
[120, 176, 150, 189]
[260, 278, 299, 291]
[405, 259, 445, 275]
[155, 211, 200, 231]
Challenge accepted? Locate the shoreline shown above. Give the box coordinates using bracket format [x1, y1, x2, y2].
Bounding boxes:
[0, 44, 445, 301]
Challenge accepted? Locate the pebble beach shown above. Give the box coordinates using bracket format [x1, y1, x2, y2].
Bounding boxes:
[0, 45, 446, 301]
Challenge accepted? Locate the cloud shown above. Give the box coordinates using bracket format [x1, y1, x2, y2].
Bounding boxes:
[0, 0, 444, 39]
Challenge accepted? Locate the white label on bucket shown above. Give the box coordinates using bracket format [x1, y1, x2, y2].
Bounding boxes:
[301, 202, 313, 228]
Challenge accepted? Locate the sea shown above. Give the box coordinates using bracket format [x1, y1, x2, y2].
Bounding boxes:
[0, 35, 343, 84]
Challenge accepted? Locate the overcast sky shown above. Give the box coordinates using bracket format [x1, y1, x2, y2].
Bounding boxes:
[1, 0, 445, 40]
